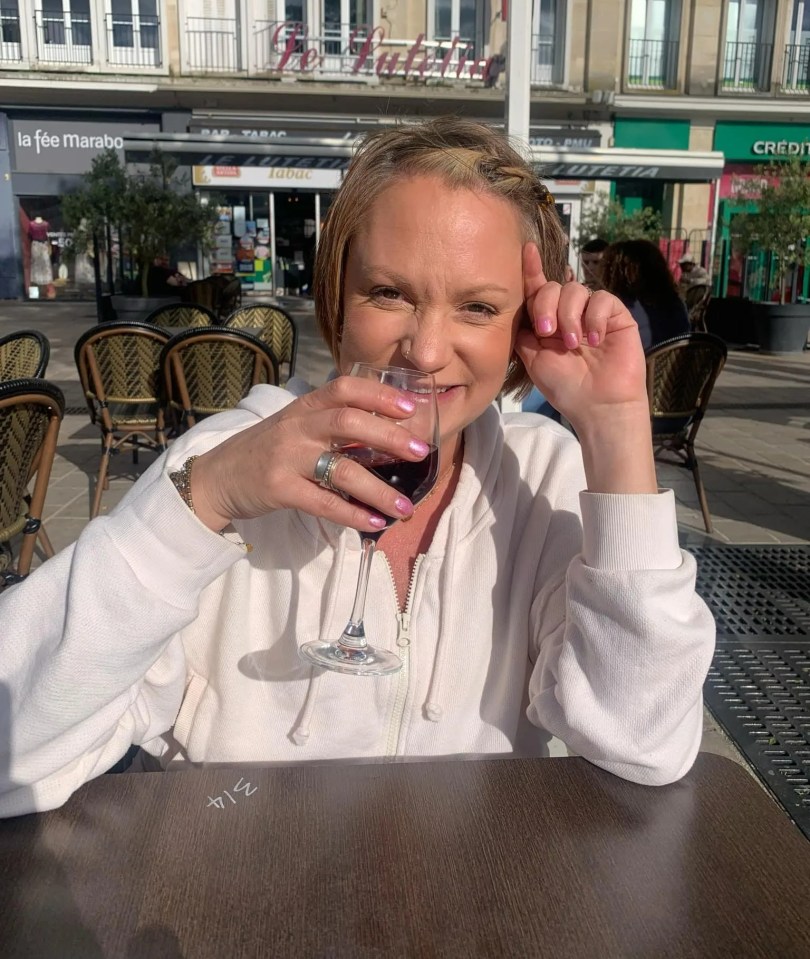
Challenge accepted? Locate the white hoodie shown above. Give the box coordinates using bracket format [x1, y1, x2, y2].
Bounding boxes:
[0, 385, 715, 817]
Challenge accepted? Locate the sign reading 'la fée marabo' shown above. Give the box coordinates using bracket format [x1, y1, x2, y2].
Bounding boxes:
[10, 119, 159, 175]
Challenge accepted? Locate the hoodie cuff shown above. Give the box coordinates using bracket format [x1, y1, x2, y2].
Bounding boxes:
[579, 489, 682, 571]
[100, 471, 245, 609]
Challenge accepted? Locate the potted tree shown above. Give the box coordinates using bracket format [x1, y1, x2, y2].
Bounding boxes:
[63, 149, 219, 320]
[576, 193, 664, 247]
[730, 156, 810, 353]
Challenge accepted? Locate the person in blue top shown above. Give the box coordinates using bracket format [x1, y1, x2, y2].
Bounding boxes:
[600, 240, 690, 351]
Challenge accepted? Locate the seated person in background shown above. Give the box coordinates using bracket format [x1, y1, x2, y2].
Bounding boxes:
[601, 240, 690, 351]
[0, 117, 714, 817]
[579, 237, 608, 291]
[146, 255, 189, 296]
[677, 254, 710, 297]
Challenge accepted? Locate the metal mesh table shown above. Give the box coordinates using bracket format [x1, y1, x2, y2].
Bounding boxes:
[688, 545, 810, 839]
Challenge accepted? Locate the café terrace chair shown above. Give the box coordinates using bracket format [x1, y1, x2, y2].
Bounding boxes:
[160, 327, 280, 432]
[0, 378, 64, 587]
[645, 332, 727, 534]
[224, 305, 298, 381]
[0, 329, 50, 380]
[142, 303, 217, 330]
[74, 322, 170, 519]
[685, 285, 712, 334]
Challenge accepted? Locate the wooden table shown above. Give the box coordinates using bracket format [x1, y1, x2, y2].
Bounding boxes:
[1, 754, 809, 958]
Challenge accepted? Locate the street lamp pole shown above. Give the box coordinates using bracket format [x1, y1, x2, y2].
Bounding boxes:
[502, 0, 534, 413]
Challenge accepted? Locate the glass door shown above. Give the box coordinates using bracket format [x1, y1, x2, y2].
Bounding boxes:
[107, 0, 160, 67]
[0, 1, 22, 62]
[36, 0, 93, 64]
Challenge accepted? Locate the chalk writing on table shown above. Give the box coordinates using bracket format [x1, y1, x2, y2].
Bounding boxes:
[206, 777, 258, 809]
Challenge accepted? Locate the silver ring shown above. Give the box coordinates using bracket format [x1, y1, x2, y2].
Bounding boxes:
[313, 450, 344, 492]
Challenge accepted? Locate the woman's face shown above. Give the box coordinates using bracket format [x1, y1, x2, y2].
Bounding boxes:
[340, 175, 526, 454]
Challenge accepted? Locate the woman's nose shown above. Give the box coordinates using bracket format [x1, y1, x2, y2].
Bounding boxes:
[403, 313, 453, 373]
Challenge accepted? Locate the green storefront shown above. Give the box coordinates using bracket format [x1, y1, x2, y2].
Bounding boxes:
[713, 121, 810, 298]
[612, 117, 692, 214]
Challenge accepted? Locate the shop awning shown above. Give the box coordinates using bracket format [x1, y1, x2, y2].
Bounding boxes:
[531, 146, 725, 182]
[123, 133, 725, 183]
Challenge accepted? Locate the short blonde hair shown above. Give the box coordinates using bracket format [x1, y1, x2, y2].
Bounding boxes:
[313, 116, 569, 398]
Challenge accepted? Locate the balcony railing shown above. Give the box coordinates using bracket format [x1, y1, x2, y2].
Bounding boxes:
[34, 9, 93, 64]
[0, 6, 22, 61]
[105, 12, 161, 68]
[626, 38, 679, 89]
[186, 17, 240, 72]
[782, 43, 810, 93]
[531, 33, 564, 87]
[721, 40, 773, 92]
[252, 21, 487, 82]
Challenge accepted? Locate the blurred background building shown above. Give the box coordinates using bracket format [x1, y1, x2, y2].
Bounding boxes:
[0, 0, 807, 299]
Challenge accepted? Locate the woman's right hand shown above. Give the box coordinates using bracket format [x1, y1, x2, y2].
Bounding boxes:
[188, 376, 429, 534]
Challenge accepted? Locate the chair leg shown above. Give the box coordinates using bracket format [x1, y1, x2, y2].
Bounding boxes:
[92, 435, 114, 519]
[37, 522, 55, 559]
[689, 451, 713, 534]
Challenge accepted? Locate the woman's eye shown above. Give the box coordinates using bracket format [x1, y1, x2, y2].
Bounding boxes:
[370, 286, 402, 301]
[463, 302, 497, 317]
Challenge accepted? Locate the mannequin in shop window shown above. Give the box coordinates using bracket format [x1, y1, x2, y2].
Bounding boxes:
[28, 216, 54, 294]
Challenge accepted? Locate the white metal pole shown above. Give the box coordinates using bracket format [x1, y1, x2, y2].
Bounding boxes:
[501, 0, 533, 413]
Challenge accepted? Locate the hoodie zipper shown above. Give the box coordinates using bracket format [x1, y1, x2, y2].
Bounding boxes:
[382, 553, 424, 756]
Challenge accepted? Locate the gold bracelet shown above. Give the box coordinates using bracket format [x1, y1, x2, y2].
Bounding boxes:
[169, 455, 252, 552]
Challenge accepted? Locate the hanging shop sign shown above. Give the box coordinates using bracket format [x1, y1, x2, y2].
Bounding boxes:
[192, 165, 343, 190]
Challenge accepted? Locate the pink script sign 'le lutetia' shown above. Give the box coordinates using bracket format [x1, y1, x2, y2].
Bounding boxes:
[268, 22, 496, 83]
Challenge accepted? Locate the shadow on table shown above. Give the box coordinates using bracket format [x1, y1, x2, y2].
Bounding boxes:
[0, 683, 103, 958]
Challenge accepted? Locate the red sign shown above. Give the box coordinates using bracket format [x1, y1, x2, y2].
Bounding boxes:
[268, 23, 495, 83]
[212, 166, 240, 177]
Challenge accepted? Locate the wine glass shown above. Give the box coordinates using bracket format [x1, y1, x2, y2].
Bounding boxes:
[299, 364, 440, 676]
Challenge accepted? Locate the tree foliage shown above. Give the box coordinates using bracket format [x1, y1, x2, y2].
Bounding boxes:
[730, 156, 810, 303]
[63, 149, 219, 296]
[575, 193, 664, 249]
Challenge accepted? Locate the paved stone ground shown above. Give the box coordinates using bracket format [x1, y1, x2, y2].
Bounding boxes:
[3, 299, 809, 775]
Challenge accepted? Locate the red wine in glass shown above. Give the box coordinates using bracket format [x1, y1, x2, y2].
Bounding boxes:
[339, 443, 439, 539]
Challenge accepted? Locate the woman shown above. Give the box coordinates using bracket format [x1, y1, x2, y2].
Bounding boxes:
[600, 240, 690, 350]
[0, 119, 714, 817]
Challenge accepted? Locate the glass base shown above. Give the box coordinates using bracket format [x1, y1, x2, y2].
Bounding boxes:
[299, 640, 402, 676]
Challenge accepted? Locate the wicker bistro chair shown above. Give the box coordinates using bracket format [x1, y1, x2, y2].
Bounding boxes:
[0, 378, 64, 586]
[142, 303, 217, 330]
[160, 327, 280, 432]
[74, 322, 171, 519]
[645, 332, 728, 534]
[685, 286, 712, 334]
[225, 305, 298, 380]
[0, 329, 50, 380]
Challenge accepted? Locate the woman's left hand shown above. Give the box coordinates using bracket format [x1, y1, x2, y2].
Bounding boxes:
[514, 243, 648, 431]
[515, 244, 658, 494]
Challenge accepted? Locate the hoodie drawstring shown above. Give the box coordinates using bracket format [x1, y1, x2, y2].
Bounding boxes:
[423, 511, 458, 723]
[290, 527, 348, 746]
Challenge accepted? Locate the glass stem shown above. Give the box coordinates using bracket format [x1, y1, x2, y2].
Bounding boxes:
[339, 536, 376, 650]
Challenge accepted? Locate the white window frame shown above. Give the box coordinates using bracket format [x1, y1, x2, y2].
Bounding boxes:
[531, 0, 567, 87]
[723, 0, 776, 89]
[105, 0, 162, 68]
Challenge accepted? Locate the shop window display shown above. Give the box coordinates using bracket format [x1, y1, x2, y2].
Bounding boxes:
[18, 198, 97, 300]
